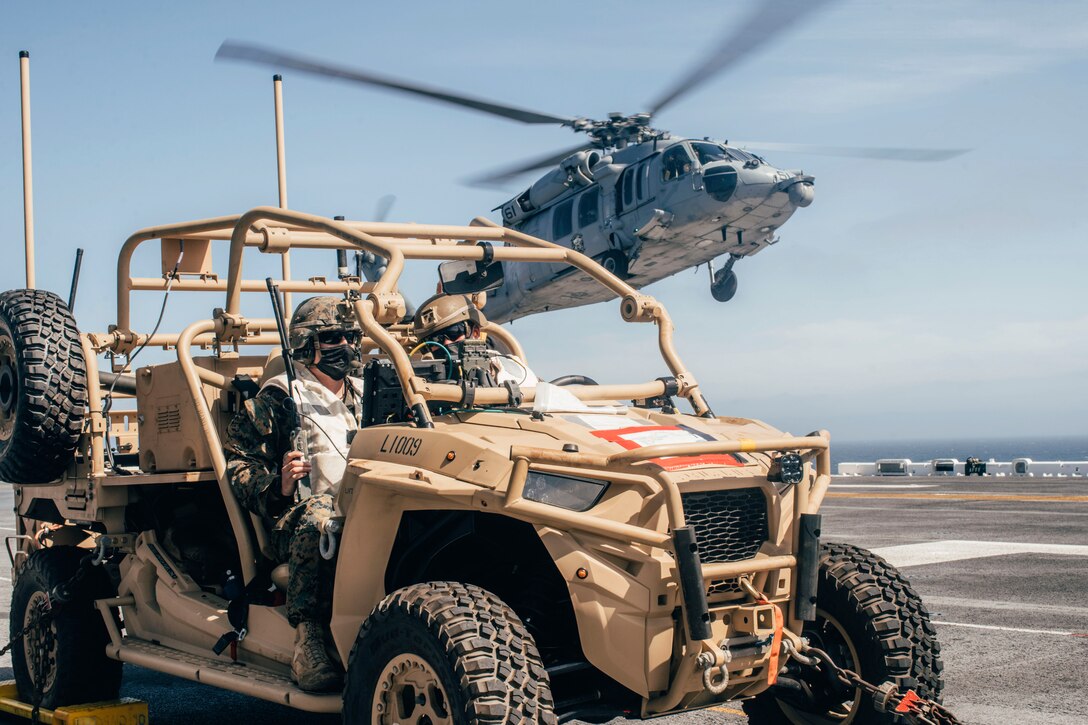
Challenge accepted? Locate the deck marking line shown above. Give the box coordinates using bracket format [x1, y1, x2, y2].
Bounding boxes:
[924, 595, 1088, 618]
[827, 492, 1088, 502]
[831, 484, 937, 489]
[820, 505, 1088, 517]
[871, 540, 1088, 567]
[934, 620, 1082, 637]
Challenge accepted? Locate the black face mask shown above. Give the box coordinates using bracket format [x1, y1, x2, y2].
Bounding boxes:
[315, 344, 354, 380]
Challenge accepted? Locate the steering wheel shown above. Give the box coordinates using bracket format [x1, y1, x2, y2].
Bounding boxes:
[548, 375, 599, 386]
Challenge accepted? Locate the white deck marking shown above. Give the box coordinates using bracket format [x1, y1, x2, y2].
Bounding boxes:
[871, 540, 1088, 568]
[925, 596, 1088, 619]
[830, 484, 937, 489]
[934, 620, 1084, 637]
[821, 505, 1088, 517]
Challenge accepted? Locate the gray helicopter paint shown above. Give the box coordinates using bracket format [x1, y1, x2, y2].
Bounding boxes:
[484, 136, 813, 323]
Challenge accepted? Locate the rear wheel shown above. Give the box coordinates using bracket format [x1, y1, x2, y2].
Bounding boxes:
[0, 289, 86, 483]
[343, 581, 556, 724]
[743, 543, 943, 724]
[10, 547, 122, 708]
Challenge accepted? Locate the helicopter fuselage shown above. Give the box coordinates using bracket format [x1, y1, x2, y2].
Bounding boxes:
[486, 136, 814, 322]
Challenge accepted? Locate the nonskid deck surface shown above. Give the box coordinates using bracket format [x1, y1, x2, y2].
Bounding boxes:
[1, 477, 1086, 724]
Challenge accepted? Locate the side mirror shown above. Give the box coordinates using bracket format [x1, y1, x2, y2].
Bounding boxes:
[439, 258, 504, 295]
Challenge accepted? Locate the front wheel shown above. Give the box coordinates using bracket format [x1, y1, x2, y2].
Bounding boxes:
[343, 581, 557, 724]
[743, 543, 944, 724]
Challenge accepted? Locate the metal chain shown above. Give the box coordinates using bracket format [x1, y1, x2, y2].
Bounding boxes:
[0, 551, 102, 722]
[801, 646, 964, 725]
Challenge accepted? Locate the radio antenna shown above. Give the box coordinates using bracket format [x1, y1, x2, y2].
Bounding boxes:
[273, 74, 292, 311]
[19, 51, 36, 289]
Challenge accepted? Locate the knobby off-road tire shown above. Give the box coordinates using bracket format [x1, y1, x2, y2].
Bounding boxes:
[343, 581, 557, 724]
[0, 289, 86, 484]
[10, 547, 122, 708]
[743, 543, 943, 725]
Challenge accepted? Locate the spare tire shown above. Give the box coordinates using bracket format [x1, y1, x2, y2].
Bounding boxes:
[0, 290, 87, 483]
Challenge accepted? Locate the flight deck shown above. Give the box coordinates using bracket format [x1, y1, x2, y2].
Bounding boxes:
[2, 476, 1085, 725]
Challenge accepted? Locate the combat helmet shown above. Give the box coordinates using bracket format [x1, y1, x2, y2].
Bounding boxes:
[289, 296, 357, 363]
[412, 294, 485, 341]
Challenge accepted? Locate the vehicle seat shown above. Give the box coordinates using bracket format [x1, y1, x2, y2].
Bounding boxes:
[271, 562, 290, 591]
[260, 349, 286, 387]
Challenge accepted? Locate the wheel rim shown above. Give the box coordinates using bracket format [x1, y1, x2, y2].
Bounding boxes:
[0, 335, 17, 441]
[778, 607, 862, 725]
[22, 590, 58, 696]
[372, 653, 452, 725]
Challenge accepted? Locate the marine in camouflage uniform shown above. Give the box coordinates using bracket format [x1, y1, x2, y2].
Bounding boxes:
[224, 390, 338, 627]
[224, 296, 362, 692]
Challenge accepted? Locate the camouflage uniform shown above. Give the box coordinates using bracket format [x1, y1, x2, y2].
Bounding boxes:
[225, 385, 338, 627]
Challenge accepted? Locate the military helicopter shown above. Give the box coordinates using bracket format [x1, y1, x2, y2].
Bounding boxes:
[217, 0, 964, 323]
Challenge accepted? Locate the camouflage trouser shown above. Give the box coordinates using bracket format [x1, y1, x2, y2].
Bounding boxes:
[271, 493, 335, 627]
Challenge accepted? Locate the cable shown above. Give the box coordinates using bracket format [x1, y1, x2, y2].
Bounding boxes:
[103, 244, 184, 469]
[408, 340, 455, 378]
[296, 410, 351, 463]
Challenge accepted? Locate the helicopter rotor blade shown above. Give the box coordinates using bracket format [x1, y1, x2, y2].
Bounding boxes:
[373, 194, 396, 222]
[734, 141, 969, 162]
[216, 40, 576, 126]
[467, 143, 596, 188]
[648, 0, 837, 117]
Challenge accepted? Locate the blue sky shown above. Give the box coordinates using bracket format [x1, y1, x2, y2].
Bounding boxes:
[2, 0, 1085, 442]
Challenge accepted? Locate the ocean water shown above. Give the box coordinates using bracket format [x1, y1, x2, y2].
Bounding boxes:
[830, 435, 1088, 467]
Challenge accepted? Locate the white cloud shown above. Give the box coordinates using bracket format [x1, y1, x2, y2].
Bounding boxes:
[750, 0, 1088, 113]
[698, 314, 1088, 401]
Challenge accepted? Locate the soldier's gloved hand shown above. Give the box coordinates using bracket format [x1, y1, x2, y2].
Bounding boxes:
[281, 450, 312, 496]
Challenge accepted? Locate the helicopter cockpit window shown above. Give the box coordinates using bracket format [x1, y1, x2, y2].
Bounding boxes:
[578, 187, 600, 228]
[661, 146, 693, 182]
[725, 147, 755, 162]
[691, 142, 730, 165]
[552, 198, 574, 239]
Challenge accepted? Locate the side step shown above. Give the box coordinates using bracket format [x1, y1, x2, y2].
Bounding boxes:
[109, 639, 341, 714]
[0, 680, 148, 724]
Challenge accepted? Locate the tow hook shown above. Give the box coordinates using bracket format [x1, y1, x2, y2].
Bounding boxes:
[319, 517, 343, 560]
[696, 649, 730, 695]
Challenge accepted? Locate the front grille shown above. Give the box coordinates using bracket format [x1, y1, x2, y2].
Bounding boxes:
[681, 488, 768, 564]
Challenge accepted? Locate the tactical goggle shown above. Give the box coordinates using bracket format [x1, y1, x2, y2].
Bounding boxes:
[430, 322, 478, 343]
[316, 329, 362, 345]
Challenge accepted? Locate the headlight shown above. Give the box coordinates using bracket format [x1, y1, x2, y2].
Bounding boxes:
[523, 471, 608, 512]
[779, 453, 804, 485]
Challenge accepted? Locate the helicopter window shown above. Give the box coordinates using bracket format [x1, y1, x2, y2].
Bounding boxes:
[691, 142, 730, 165]
[578, 187, 599, 228]
[623, 168, 635, 207]
[661, 146, 693, 182]
[725, 147, 754, 162]
[552, 198, 574, 239]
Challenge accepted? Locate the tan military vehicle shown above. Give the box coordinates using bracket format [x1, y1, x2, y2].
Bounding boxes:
[0, 208, 945, 724]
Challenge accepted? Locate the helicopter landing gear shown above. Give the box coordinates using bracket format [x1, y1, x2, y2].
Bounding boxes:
[594, 250, 629, 279]
[709, 255, 739, 302]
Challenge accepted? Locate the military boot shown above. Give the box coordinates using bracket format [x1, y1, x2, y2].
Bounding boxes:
[292, 621, 343, 692]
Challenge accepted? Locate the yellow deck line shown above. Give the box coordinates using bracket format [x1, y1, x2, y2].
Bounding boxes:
[827, 492, 1088, 502]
